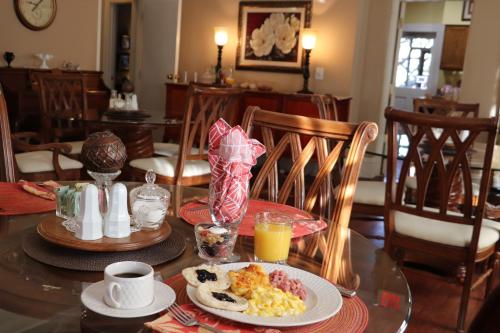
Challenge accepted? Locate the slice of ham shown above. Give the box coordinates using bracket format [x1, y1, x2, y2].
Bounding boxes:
[19, 181, 56, 201]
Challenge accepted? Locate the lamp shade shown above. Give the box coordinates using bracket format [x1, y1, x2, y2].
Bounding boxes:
[214, 27, 229, 46]
[301, 29, 317, 50]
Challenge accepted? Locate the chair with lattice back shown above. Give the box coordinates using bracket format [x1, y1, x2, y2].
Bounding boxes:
[35, 71, 91, 157]
[0, 83, 82, 182]
[413, 98, 479, 118]
[384, 107, 499, 332]
[129, 85, 241, 186]
[241, 106, 378, 282]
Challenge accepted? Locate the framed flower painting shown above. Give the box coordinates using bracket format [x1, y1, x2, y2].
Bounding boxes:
[236, 1, 312, 73]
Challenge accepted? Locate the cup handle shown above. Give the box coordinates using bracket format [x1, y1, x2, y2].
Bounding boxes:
[106, 282, 121, 308]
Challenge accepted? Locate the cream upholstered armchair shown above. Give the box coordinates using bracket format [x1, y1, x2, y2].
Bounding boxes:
[129, 85, 241, 185]
[34, 71, 93, 157]
[0, 83, 83, 182]
[384, 107, 499, 332]
[352, 99, 482, 220]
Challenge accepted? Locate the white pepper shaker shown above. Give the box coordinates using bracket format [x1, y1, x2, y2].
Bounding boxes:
[104, 183, 131, 238]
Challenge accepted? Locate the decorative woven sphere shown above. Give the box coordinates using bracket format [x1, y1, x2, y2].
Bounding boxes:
[81, 131, 127, 173]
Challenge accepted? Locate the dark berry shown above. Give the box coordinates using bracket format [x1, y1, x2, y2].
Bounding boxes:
[195, 269, 217, 283]
[212, 292, 236, 303]
[201, 244, 217, 257]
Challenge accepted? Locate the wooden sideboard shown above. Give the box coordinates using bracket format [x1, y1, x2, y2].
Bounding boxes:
[0, 67, 109, 132]
[164, 82, 351, 142]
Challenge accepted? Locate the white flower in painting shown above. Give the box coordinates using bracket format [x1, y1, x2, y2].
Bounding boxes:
[250, 27, 275, 57]
[260, 18, 274, 36]
[269, 13, 286, 30]
[290, 15, 300, 32]
[275, 23, 297, 54]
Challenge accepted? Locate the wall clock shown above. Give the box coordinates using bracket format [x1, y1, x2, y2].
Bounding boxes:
[14, 0, 57, 31]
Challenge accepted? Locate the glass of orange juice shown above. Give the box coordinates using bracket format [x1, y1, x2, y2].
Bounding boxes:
[254, 212, 292, 264]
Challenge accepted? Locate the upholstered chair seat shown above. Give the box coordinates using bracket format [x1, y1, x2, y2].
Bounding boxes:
[153, 142, 180, 157]
[129, 156, 210, 178]
[153, 142, 208, 157]
[15, 151, 83, 173]
[353, 181, 386, 206]
[66, 140, 84, 155]
[394, 210, 499, 250]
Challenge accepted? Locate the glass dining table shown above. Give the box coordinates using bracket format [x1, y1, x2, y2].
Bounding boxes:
[0, 184, 411, 333]
[84, 112, 183, 160]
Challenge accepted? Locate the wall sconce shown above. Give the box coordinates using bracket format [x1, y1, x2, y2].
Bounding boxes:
[214, 26, 228, 85]
[298, 29, 317, 94]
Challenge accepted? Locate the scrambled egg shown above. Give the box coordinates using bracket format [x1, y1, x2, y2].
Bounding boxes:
[244, 286, 306, 317]
[228, 264, 270, 299]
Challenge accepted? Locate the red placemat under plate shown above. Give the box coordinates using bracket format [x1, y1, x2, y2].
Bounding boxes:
[0, 183, 55, 216]
[148, 274, 368, 333]
[179, 199, 327, 238]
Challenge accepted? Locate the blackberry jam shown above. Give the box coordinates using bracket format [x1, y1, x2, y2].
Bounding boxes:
[196, 269, 217, 283]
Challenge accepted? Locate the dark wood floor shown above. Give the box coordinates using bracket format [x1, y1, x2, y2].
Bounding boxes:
[349, 218, 500, 333]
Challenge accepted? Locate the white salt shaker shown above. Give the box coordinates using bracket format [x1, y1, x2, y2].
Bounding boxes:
[104, 183, 131, 238]
[75, 184, 103, 240]
[131, 94, 139, 110]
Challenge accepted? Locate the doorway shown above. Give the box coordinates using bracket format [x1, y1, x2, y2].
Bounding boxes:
[392, 24, 444, 111]
[134, 0, 182, 112]
[100, 0, 182, 116]
[101, 0, 137, 92]
[389, 1, 471, 112]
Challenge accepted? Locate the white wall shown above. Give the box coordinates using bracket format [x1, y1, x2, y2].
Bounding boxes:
[350, 0, 400, 152]
[135, 0, 181, 112]
[460, 0, 500, 117]
[178, 0, 362, 96]
[0, 0, 100, 69]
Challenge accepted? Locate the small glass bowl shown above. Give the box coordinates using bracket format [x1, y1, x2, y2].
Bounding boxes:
[129, 170, 170, 230]
[194, 223, 238, 263]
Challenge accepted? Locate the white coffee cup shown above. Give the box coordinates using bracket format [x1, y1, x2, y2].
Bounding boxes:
[103, 261, 154, 309]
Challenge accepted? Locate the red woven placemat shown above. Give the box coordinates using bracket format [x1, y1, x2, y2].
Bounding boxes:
[179, 199, 327, 238]
[0, 182, 55, 216]
[152, 274, 368, 333]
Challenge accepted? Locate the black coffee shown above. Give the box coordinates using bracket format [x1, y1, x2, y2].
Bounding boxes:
[114, 272, 144, 278]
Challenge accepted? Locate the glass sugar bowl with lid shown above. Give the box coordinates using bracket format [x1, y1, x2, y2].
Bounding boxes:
[129, 169, 170, 230]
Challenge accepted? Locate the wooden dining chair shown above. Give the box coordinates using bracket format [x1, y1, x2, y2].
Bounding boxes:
[129, 85, 241, 186]
[0, 83, 83, 182]
[352, 99, 481, 221]
[384, 107, 499, 333]
[311, 94, 351, 122]
[241, 107, 378, 282]
[34, 71, 92, 157]
[310, 93, 344, 121]
[413, 98, 479, 118]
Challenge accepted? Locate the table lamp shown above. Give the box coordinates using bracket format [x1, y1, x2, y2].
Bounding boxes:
[298, 29, 317, 94]
[214, 26, 228, 85]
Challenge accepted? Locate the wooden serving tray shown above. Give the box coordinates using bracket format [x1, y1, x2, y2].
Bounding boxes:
[37, 215, 172, 252]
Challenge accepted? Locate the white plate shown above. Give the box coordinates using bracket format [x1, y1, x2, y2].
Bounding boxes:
[81, 280, 175, 318]
[186, 262, 342, 327]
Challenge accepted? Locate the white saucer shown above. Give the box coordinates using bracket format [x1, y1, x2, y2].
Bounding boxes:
[81, 280, 175, 318]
